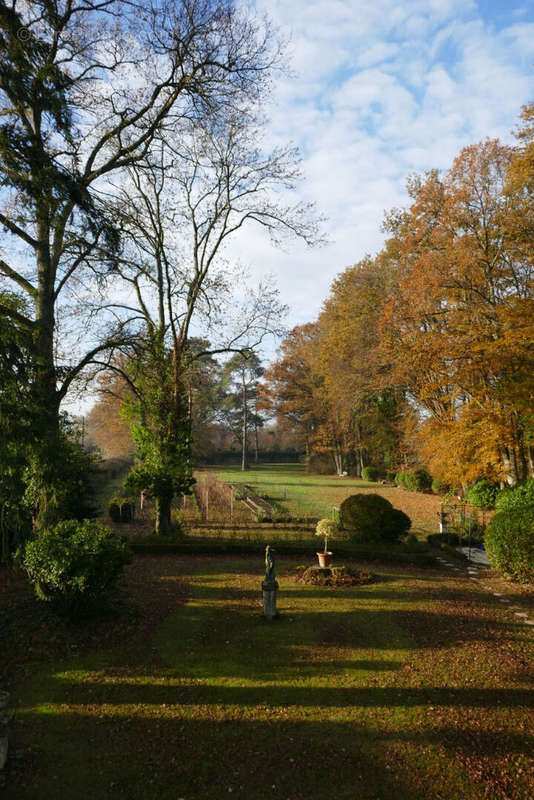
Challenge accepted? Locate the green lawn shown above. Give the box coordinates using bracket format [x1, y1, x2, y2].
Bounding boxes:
[2, 554, 533, 799]
[214, 463, 443, 534]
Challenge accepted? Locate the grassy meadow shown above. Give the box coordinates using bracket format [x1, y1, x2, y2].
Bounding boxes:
[214, 463, 444, 534]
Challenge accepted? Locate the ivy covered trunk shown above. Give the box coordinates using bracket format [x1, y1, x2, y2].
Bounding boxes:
[29, 240, 64, 526]
[154, 491, 173, 535]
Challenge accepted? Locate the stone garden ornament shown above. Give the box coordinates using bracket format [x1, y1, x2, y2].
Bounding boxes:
[262, 545, 279, 620]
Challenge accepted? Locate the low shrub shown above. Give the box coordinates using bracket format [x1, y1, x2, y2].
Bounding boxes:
[108, 495, 136, 523]
[340, 493, 411, 543]
[395, 469, 432, 493]
[485, 507, 534, 583]
[466, 479, 499, 509]
[21, 519, 132, 616]
[361, 466, 380, 482]
[495, 479, 534, 512]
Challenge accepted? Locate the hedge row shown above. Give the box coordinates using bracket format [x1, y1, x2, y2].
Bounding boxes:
[486, 507, 534, 583]
[129, 536, 436, 566]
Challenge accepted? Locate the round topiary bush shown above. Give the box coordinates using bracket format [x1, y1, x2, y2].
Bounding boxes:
[22, 519, 132, 616]
[361, 466, 380, 482]
[340, 493, 411, 543]
[485, 507, 534, 583]
[495, 479, 534, 512]
[466, 479, 499, 509]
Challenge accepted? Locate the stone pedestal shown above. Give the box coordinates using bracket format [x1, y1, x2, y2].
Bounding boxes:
[262, 580, 279, 620]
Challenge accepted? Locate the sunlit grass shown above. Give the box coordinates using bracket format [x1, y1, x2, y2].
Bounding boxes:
[5, 556, 533, 799]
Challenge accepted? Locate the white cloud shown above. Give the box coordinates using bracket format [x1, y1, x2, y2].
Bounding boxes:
[229, 0, 534, 346]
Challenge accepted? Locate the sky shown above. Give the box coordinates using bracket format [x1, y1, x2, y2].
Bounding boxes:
[229, 0, 534, 335]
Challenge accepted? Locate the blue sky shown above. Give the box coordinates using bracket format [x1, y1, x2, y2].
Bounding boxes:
[232, 0, 534, 332]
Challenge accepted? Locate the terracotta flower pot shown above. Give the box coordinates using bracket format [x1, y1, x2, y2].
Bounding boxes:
[317, 551, 332, 568]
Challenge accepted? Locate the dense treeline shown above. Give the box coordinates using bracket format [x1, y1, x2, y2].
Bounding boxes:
[262, 109, 534, 490]
[85, 347, 301, 465]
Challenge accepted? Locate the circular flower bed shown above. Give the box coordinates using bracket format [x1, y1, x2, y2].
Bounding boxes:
[292, 565, 376, 587]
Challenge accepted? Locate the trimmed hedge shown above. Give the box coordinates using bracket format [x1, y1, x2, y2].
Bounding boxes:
[340, 493, 411, 543]
[485, 507, 534, 583]
[495, 479, 534, 513]
[129, 536, 435, 566]
[395, 469, 432, 493]
[466, 480, 499, 509]
[21, 520, 131, 616]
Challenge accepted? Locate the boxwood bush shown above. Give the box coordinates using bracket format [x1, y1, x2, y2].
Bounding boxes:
[466, 479, 499, 509]
[22, 519, 132, 616]
[495, 479, 534, 512]
[485, 507, 534, 583]
[340, 493, 411, 543]
[395, 469, 432, 493]
[361, 466, 380, 482]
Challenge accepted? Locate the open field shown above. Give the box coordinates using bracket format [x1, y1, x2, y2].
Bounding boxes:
[214, 463, 444, 534]
[1, 554, 533, 799]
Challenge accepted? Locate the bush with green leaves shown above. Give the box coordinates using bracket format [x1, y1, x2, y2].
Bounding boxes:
[485, 507, 534, 583]
[21, 519, 131, 616]
[395, 469, 432, 493]
[340, 493, 411, 543]
[108, 495, 136, 523]
[495, 479, 534, 512]
[466, 479, 499, 509]
[361, 466, 380, 482]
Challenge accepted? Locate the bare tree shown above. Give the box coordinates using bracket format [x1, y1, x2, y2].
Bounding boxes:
[101, 113, 321, 531]
[0, 0, 280, 518]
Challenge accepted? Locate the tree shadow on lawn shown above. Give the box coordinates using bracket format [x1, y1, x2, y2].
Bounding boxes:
[173, 581, 524, 652]
[5, 702, 533, 800]
[46, 672, 534, 710]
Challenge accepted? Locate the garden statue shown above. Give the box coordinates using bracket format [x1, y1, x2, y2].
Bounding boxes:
[264, 545, 276, 584]
[262, 545, 279, 620]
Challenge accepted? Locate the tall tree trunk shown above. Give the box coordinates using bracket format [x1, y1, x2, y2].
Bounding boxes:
[30, 231, 63, 525]
[254, 416, 259, 463]
[241, 372, 248, 471]
[333, 445, 343, 476]
[154, 492, 172, 535]
[499, 446, 518, 485]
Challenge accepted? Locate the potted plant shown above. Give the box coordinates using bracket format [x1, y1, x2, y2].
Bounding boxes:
[315, 518, 337, 567]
